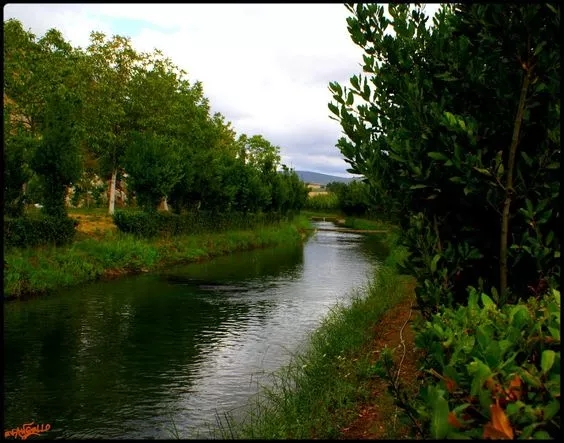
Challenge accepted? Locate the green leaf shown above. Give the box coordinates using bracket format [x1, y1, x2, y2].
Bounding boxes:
[431, 396, 450, 439]
[444, 111, 457, 126]
[449, 176, 463, 183]
[481, 293, 496, 310]
[435, 72, 458, 82]
[410, 184, 428, 190]
[428, 152, 448, 161]
[473, 167, 492, 177]
[518, 369, 542, 388]
[521, 151, 534, 166]
[546, 3, 558, 14]
[543, 399, 560, 421]
[484, 341, 501, 368]
[476, 325, 493, 350]
[346, 91, 354, 106]
[533, 41, 546, 56]
[533, 431, 552, 439]
[328, 102, 339, 116]
[548, 326, 560, 341]
[521, 423, 541, 439]
[431, 254, 441, 273]
[350, 75, 360, 91]
[541, 350, 556, 373]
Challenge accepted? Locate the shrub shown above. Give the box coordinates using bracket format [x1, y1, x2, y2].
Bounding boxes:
[113, 210, 285, 238]
[4, 215, 78, 248]
[408, 288, 560, 439]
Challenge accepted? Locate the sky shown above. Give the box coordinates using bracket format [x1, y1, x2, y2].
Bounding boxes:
[4, 3, 440, 177]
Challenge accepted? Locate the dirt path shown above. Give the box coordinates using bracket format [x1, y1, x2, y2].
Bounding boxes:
[340, 288, 423, 440]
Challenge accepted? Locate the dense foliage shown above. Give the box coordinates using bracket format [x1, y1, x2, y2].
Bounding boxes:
[415, 289, 560, 439]
[4, 215, 77, 248]
[326, 180, 372, 216]
[3, 19, 308, 229]
[113, 210, 290, 238]
[304, 193, 339, 211]
[331, 3, 560, 439]
[330, 3, 560, 314]
[304, 180, 372, 215]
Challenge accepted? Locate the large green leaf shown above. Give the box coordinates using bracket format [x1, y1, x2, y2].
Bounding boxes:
[431, 395, 451, 439]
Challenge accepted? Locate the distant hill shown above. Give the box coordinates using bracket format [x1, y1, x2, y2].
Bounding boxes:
[294, 170, 356, 185]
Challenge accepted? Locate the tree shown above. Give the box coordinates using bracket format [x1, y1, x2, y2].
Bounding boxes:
[3, 20, 89, 211]
[329, 4, 560, 315]
[3, 102, 35, 216]
[123, 131, 185, 212]
[30, 89, 83, 218]
[82, 32, 141, 215]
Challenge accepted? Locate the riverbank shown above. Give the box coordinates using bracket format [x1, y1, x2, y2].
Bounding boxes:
[3, 215, 312, 301]
[215, 230, 417, 439]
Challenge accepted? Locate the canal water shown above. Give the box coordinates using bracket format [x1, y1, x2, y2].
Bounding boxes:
[3, 221, 388, 439]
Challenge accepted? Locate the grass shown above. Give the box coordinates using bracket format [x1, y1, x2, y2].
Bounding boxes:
[208, 232, 412, 439]
[3, 215, 312, 300]
[300, 209, 342, 220]
[340, 216, 396, 232]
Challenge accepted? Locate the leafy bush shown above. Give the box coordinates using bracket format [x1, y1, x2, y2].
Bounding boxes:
[113, 210, 285, 238]
[409, 288, 560, 439]
[112, 211, 159, 237]
[4, 215, 78, 248]
[330, 4, 560, 314]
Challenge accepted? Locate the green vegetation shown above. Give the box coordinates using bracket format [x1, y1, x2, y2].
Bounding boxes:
[326, 180, 372, 216]
[3, 18, 311, 300]
[328, 3, 560, 439]
[4, 215, 78, 248]
[4, 18, 309, 235]
[340, 217, 391, 232]
[303, 193, 339, 211]
[303, 180, 373, 216]
[220, 231, 411, 439]
[3, 216, 311, 300]
[330, 3, 560, 312]
[4, 3, 560, 439]
[112, 210, 291, 238]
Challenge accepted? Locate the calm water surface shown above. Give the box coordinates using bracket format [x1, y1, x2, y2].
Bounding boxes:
[3, 222, 388, 439]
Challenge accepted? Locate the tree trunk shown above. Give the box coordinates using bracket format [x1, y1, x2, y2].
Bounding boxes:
[499, 67, 531, 301]
[159, 196, 169, 211]
[108, 169, 117, 215]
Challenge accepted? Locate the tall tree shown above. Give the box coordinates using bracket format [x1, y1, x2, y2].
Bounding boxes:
[123, 131, 185, 212]
[3, 20, 88, 209]
[83, 32, 141, 214]
[329, 4, 560, 314]
[30, 88, 83, 217]
[3, 99, 35, 216]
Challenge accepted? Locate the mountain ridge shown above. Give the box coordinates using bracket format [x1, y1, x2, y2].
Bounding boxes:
[293, 170, 357, 185]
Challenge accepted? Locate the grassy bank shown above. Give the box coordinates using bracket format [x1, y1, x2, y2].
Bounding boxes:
[213, 231, 413, 439]
[339, 216, 395, 232]
[300, 209, 342, 220]
[3, 215, 311, 300]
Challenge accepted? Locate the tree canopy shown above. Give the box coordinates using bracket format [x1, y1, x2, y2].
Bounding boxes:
[3, 18, 308, 219]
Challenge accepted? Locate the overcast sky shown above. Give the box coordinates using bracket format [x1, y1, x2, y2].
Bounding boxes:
[4, 3, 440, 177]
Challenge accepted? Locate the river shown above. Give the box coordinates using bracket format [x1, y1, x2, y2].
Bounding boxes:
[3, 221, 388, 439]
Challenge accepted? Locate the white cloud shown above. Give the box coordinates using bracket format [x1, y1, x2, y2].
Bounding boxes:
[3, 3, 439, 177]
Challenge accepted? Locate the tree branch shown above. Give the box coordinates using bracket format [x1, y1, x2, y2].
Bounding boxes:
[499, 45, 532, 301]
